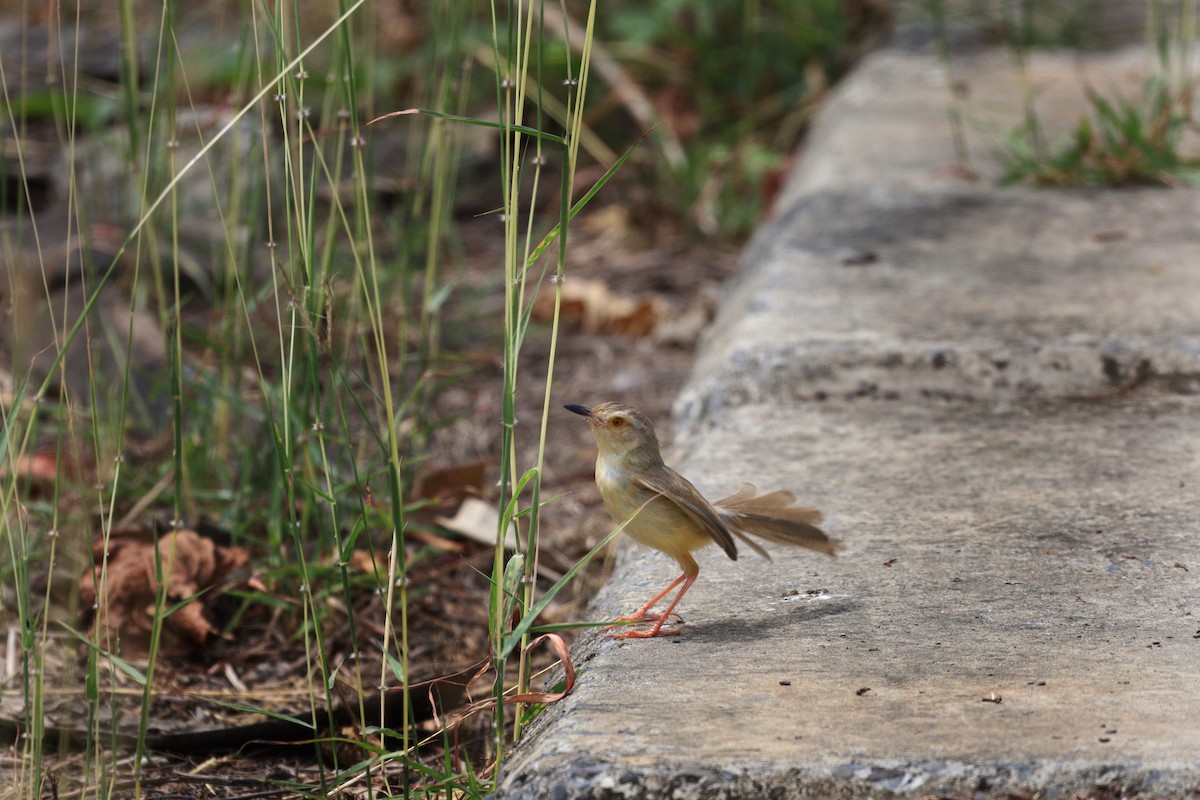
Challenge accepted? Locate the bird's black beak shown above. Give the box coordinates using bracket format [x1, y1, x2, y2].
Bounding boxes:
[563, 404, 592, 417]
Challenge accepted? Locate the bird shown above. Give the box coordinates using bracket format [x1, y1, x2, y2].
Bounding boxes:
[565, 402, 837, 638]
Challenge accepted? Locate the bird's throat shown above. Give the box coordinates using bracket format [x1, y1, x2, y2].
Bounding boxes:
[595, 452, 628, 500]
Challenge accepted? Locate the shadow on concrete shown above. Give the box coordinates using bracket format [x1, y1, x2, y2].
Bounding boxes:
[683, 598, 859, 644]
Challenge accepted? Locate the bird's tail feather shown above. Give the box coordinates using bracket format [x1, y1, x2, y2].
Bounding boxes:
[716, 483, 838, 557]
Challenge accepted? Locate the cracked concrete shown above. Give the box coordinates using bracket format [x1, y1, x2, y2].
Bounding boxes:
[497, 25, 1200, 800]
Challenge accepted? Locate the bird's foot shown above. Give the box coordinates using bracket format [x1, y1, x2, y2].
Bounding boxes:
[607, 612, 685, 639]
[604, 610, 683, 632]
[611, 624, 685, 639]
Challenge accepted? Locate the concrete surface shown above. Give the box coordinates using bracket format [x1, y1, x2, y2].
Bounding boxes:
[496, 31, 1200, 800]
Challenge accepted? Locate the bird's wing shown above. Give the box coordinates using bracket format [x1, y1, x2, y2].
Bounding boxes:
[634, 470, 740, 561]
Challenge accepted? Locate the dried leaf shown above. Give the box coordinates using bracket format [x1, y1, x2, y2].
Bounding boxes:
[409, 530, 466, 553]
[533, 278, 664, 337]
[80, 528, 249, 657]
[0, 449, 92, 497]
[435, 497, 518, 550]
[507, 633, 576, 704]
[415, 459, 492, 504]
[347, 548, 387, 578]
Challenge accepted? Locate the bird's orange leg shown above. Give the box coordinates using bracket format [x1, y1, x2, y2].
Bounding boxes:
[611, 573, 697, 639]
[606, 574, 689, 627]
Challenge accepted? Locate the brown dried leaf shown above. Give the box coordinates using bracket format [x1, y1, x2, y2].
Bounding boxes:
[409, 529, 466, 553]
[608, 299, 658, 337]
[415, 459, 491, 504]
[347, 548, 386, 578]
[507, 633, 576, 705]
[80, 528, 249, 657]
[533, 279, 664, 337]
[0, 448, 92, 497]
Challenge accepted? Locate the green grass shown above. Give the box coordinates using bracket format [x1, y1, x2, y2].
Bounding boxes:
[999, 75, 1200, 186]
[921, 0, 1200, 188]
[998, 0, 1200, 187]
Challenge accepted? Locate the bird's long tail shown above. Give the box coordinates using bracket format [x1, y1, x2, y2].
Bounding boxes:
[715, 483, 838, 559]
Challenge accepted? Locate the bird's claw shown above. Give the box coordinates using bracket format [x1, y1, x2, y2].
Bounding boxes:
[605, 611, 685, 636]
[611, 625, 685, 639]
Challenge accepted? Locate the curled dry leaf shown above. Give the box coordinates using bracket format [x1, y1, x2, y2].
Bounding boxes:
[507, 633, 576, 705]
[79, 527, 250, 657]
[451, 634, 577, 726]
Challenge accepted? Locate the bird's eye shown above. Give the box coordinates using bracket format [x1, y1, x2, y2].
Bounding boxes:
[610, 417, 625, 428]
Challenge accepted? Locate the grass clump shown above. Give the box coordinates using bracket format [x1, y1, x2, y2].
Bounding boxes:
[995, 1, 1200, 187]
[924, 0, 1200, 187]
[1000, 75, 1200, 186]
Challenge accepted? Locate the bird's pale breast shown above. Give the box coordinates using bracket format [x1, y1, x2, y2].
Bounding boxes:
[595, 455, 715, 561]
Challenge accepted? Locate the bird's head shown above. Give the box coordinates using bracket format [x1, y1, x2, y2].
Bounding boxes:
[564, 402, 663, 464]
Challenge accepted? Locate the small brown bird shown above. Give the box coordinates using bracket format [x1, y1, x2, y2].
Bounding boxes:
[566, 402, 837, 638]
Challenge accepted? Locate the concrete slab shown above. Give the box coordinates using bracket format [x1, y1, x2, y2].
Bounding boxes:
[497, 32, 1200, 800]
